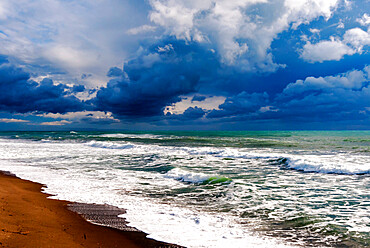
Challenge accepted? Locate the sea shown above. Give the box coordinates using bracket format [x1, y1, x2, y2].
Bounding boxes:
[0, 131, 368, 247]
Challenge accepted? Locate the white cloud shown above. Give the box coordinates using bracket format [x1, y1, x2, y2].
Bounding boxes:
[259, 106, 279, 113]
[39, 120, 72, 126]
[150, 0, 212, 42]
[343, 27, 370, 52]
[43, 45, 100, 70]
[157, 44, 174, 52]
[0, 118, 29, 123]
[164, 95, 226, 115]
[0, 0, 343, 83]
[149, 0, 340, 72]
[127, 25, 157, 35]
[343, 0, 353, 9]
[357, 13, 370, 26]
[301, 38, 355, 62]
[285, 0, 338, 28]
[41, 111, 120, 124]
[0, 2, 9, 20]
[310, 28, 320, 33]
[283, 65, 370, 94]
[337, 21, 345, 28]
[279, 65, 370, 116]
[301, 27, 370, 62]
[0, 0, 152, 87]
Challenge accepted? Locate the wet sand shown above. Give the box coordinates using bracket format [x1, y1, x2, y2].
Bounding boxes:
[0, 171, 181, 248]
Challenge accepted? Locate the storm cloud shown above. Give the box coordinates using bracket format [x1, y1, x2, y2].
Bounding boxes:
[0, 59, 86, 114]
[0, 0, 369, 129]
[95, 39, 219, 117]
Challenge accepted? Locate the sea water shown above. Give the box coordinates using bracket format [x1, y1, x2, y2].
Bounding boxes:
[0, 131, 368, 247]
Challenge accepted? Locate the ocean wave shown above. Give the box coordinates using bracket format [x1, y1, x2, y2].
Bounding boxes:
[0, 134, 368, 247]
[285, 157, 370, 175]
[86, 141, 135, 149]
[98, 133, 164, 139]
[85, 140, 369, 175]
[165, 168, 231, 184]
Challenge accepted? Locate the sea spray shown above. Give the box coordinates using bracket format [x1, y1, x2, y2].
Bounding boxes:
[0, 131, 368, 247]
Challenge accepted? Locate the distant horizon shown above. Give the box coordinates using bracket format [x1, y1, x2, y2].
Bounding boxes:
[1, 129, 369, 132]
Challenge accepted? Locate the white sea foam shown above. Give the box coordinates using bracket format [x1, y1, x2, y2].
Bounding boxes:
[98, 133, 164, 139]
[85, 140, 370, 175]
[164, 168, 232, 184]
[87, 140, 135, 149]
[165, 168, 212, 183]
[0, 138, 297, 248]
[0, 137, 369, 247]
[0, 165, 297, 248]
[285, 155, 370, 174]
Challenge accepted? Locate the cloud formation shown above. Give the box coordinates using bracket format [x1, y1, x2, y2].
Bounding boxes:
[39, 120, 72, 126]
[208, 92, 269, 119]
[276, 65, 370, 120]
[167, 106, 206, 121]
[0, 118, 29, 123]
[172, 65, 370, 126]
[357, 13, 370, 26]
[95, 39, 219, 117]
[0, 0, 369, 129]
[301, 27, 370, 62]
[41, 111, 120, 125]
[0, 59, 86, 114]
[0, 0, 152, 86]
[149, 0, 340, 71]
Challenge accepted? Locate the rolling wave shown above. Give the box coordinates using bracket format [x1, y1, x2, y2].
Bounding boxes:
[164, 168, 232, 184]
[85, 140, 370, 175]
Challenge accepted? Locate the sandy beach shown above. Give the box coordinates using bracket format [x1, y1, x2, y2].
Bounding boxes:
[0, 171, 179, 248]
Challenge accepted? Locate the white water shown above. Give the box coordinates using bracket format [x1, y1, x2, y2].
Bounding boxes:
[85, 140, 370, 175]
[0, 137, 369, 247]
[0, 138, 298, 248]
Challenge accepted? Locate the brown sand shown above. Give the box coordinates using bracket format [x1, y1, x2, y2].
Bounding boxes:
[0, 171, 181, 248]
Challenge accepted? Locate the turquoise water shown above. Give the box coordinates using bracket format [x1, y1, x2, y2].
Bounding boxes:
[0, 131, 369, 247]
[2, 130, 369, 150]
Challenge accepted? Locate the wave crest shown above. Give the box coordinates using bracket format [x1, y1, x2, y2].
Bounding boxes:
[165, 168, 232, 184]
[86, 141, 135, 149]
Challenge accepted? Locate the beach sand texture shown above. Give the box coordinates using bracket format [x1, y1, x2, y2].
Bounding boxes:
[0, 171, 180, 248]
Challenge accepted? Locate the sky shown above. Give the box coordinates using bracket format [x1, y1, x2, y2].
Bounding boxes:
[0, 0, 369, 130]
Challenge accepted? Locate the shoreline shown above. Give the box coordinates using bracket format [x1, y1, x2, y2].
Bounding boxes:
[0, 171, 182, 248]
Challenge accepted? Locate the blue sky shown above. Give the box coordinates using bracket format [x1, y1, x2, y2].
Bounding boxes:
[0, 0, 369, 130]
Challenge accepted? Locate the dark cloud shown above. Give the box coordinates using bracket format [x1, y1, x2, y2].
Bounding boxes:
[191, 95, 206, 102]
[0, 33, 368, 129]
[80, 116, 120, 125]
[168, 66, 370, 127]
[208, 92, 269, 119]
[81, 73, 92, 80]
[167, 107, 206, 121]
[94, 39, 219, 117]
[0, 60, 86, 114]
[88, 88, 97, 94]
[0, 55, 8, 64]
[107, 67, 124, 77]
[71, 84, 86, 93]
[272, 66, 370, 121]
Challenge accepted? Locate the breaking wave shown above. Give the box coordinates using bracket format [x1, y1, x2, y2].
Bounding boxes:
[164, 168, 232, 184]
[85, 141, 370, 175]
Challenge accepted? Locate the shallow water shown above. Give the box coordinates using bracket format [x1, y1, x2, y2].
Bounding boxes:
[0, 131, 368, 247]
